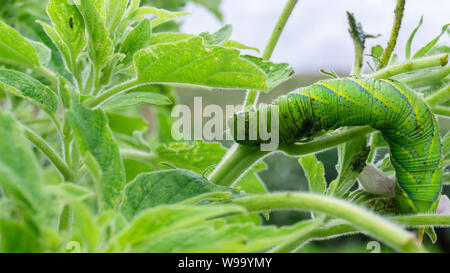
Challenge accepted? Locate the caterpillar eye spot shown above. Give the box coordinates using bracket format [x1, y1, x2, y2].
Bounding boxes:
[69, 17, 74, 29]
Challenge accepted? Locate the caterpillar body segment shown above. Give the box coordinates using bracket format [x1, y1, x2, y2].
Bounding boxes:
[233, 76, 442, 214]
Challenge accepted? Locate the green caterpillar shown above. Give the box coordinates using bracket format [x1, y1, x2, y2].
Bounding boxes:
[234, 76, 442, 214]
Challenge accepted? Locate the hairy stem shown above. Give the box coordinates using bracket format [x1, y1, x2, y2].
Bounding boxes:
[21, 124, 74, 181]
[426, 84, 450, 106]
[431, 106, 450, 117]
[377, 0, 406, 70]
[208, 145, 269, 186]
[233, 193, 424, 253]
[402, 65, 450, 89]
[368, 54, 448, 79]
[244, 0, 298, 108]
[210, 0, 298, 186]
[83, 79, 141, 108]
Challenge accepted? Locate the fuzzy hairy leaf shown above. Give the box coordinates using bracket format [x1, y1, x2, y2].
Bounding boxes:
[242, 55, 294, 90]
[299, 155, 327, 195]
[136, 220, 315, 253]
[107, 112, 148, 136]
[328, 136, 370, 197]
[47, 0, 86, 64]
[67, 100, 125, 210]
[134, 37, 268, 90]
[0, 20, 40, 67]
[0, 218, 42, 253]
[0, 112, 46, 212]
[110, 205, 246, 251]
[102, 92, 172, 111]
[119, 169, 234, 219]
[0, 69, 58, 113]
[128, 6, 189, 27]
[105, 0, 128, 35]
[76, 0, 114, 70]
[120, 19, 152, 66]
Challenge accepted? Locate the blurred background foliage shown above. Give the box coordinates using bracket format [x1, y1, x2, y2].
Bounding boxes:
[0, 0, 449, 253]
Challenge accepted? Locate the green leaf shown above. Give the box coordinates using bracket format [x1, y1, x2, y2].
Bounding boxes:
[199, 24, 232, 45]
[0, 20, 40, 67]
[155, 141, 226, 174]
[102, 92, 172, 111]
[71, 202, 100, 252]
[299, 155, 327, 195]
[242, 55, 294, 90]
[26, 39, 52, 67]
[128, 6, 189, 27]
[119, 19, 152, 66]
[0, 69, 58, 113]
[47, 0, 86, 67]
[67, 100, 126, 210]
[413, 23, 450, 59]
[105, 0, 128, 36]
[38, 20, 73, 72]
[0, 112, 46, 212]
[328, 136, 370, 197]
[371, 45, 384, 67]
[119, 169, 235, 219]
[47, 183, 94, 204]
[109, 204, 246, 251]
[136, 220, 315, 253]
[223, 40, 260, 53]
[107, 112, 148, 136]
[0, 218, 42, 253]
[233, 162, 268, 194]
[76, 0, 114, 70]
[406, 16, 423, 60]
[134, 37, 268, 90]
[149, 32, 194, 45]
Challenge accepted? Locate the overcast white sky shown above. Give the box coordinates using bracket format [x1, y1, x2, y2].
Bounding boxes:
[181, 0, 449, 74]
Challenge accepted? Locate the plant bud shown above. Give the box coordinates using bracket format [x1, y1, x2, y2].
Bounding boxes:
[358, 164, 395, 197]
[437, 195, 450, 215]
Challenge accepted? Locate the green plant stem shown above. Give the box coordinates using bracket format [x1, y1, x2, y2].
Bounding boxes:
[377, 0, 406, 70]
[388, 215, 450, 227]
[244, 0, 298, 108]
[368, 54, 448, 79]
[431, 106, 450, 117]
[426, 84, 450, 106]
[120, 148, 160, 165]
[208, 145, 269, 186]
[270, 219, 323, 253]
[402, 65, 450, 88]
[233, 193, 424, 253]
[281, 126, 375, 156]
[21, 124, 74, 181]
[35, 66, 59, 88]
[83, 79, 140, 108]
[210, 0, 298, 186]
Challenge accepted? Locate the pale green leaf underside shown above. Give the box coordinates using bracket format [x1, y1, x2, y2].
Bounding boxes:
[0, 20, 40, 67]
[299, 155, 327, 195]
[128, 7, 189, 27]
[0, 112, 46, 212]
[110, 205, 246, 251]
[67, 100, 125, 209]
[134, 37, 268, 90]
[102, 91, 172, 111]
[119, 169, 234, 219]
[242, 55, 294, 90]
[119, 19, 152, 66]
[0, 69, 58, 113]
